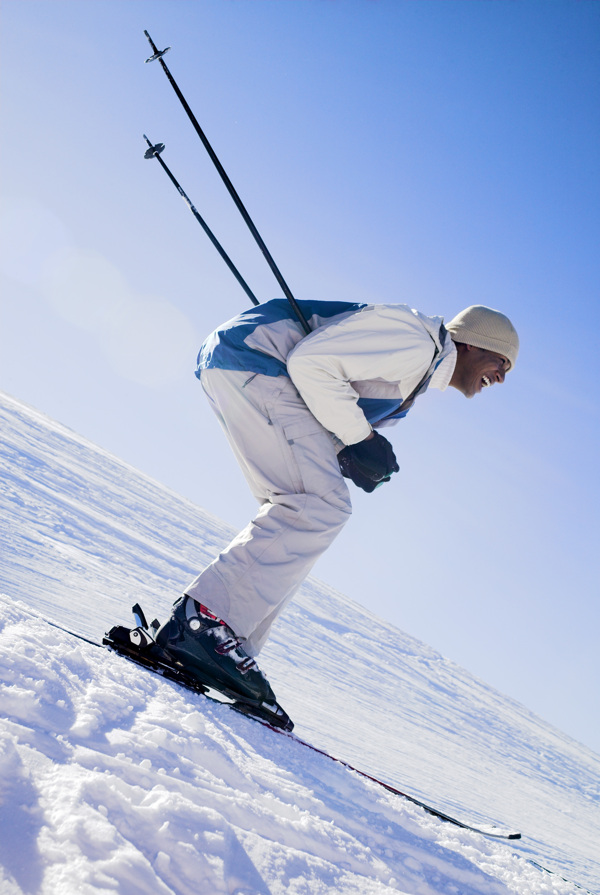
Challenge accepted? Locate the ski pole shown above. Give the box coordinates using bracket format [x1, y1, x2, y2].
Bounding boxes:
[143, 136, 259, 306]
[143, 29, 311, 335]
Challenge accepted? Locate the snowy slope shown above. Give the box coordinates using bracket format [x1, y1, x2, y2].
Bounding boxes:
[1, 390, 598, 894]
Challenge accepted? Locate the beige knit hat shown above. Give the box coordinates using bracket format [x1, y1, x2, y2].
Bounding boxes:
[445, 305, 519, 371]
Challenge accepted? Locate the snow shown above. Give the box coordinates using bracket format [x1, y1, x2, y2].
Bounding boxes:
[1, 389, 598, 895]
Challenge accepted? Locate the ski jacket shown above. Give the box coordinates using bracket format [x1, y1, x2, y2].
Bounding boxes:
[197, 299, 454, 446]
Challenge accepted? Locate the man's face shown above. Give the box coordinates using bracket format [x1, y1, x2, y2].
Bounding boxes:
[450, 344, 510, 398]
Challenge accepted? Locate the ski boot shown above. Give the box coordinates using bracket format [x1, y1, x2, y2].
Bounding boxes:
[104, 600, 293, 730]
[155, 595, 276, 706]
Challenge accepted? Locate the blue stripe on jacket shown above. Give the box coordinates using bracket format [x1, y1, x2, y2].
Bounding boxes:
[195, 298, 439, 428]
[196, 299, 365, 379]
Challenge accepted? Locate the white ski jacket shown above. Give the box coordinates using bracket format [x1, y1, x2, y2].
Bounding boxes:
[197, 299, 456, 446]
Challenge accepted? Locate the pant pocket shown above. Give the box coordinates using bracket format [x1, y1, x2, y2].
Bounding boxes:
[280, 415, 349, 508]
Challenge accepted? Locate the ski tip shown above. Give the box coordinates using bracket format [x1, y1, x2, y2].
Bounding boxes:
[476, 826, 522, 840]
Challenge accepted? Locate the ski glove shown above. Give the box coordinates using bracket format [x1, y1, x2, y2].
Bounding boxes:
[337, 431, 399, 493]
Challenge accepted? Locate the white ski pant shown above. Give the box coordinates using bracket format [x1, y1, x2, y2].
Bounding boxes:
[184, 369, 352, 656]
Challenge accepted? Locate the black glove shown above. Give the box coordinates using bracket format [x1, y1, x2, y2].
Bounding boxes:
[338, 431, 399, 493]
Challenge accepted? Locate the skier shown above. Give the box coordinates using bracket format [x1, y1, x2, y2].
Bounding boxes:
[156, 300, 519, 709]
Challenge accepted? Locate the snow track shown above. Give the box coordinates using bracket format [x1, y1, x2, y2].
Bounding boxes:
[0, 600, 576, 895]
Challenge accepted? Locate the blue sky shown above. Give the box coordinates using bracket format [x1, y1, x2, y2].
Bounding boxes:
[1, 0, 599, 753]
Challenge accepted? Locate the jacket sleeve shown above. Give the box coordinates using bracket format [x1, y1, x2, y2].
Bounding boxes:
[286, 305, 437, 445]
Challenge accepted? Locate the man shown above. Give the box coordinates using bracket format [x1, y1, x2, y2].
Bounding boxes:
[156, 300, 518, 712]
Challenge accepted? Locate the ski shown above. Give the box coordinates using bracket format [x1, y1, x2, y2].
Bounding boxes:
[104, 620, 521, 840]
[25, 605, 521, 841]
[268, 726, 522, 840]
